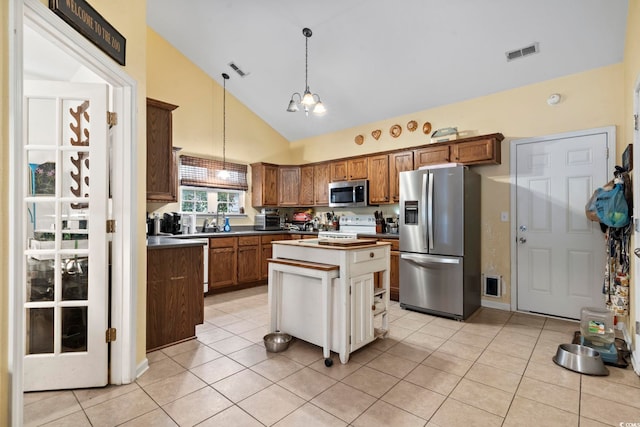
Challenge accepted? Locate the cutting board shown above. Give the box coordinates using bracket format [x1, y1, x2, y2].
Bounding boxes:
[317, 238, 377, 247]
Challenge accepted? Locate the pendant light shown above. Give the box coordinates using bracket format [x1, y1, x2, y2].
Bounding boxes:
[286, 27, 326, 116]
[218, 73, 230, 179]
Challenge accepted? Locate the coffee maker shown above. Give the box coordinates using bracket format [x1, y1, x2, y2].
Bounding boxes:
[162, 212, 182, 234]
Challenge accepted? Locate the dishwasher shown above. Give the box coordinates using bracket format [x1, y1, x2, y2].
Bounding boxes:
[190, 238, 209, 293]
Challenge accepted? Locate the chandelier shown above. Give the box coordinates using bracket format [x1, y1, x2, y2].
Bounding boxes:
[286, 27, 326, 116]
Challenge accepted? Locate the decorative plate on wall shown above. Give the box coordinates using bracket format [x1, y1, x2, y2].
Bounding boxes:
[354, 134, 364, 145]
[423, 122, 432, 134]
[407, 120, 418, 132]
[371, 129, 382, 140]
[390, 124, 402, 138]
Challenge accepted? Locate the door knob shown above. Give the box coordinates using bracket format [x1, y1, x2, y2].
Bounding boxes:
[519, 237, 527, 244]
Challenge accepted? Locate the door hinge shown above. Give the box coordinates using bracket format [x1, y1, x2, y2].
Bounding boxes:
[106, 327, 117, 343]
[634, 114, 639, 131]
[106, 219, 116, 233]
[107, 111, 118, 127]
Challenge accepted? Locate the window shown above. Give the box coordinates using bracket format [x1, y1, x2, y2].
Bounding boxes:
[180, 186, 244, 215]
[178, 155, 248, 215]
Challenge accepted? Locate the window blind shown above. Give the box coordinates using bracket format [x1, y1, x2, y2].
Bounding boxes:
[179, 155, 248, 191]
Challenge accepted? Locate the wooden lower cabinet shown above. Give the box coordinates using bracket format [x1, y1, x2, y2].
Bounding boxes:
[260, 234, 288, 279]
[209, 237, 237, 289]
[238, 236, 261, 283]
[147, 245, 204, 352]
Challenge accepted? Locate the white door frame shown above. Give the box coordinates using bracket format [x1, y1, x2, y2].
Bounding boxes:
[632, 75, 640, 375]
[509, 126, 615, 314]
[9, 0, 138, 423]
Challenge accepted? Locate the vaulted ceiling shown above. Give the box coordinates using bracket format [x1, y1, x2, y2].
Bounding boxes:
[146, 0, 628, 142]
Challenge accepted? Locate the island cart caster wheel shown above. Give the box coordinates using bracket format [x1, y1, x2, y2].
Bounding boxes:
[324, 358, 333, 367]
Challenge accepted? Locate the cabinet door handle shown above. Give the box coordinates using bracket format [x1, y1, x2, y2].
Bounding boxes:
[371, 304, 376, 311]
[369, 252, 375, 258]
[170, 276, 185, 280]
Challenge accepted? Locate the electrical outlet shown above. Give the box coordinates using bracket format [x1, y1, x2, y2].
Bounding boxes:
[500, 212, 509, 222]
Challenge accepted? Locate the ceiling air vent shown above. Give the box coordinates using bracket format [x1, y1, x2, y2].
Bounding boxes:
[228, 62, 249, 77]
[505, 42, 539, 62]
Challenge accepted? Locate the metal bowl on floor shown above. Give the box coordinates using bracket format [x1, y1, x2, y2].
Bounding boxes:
[552, 343, 609, 376]
[263, 332, 292, 353]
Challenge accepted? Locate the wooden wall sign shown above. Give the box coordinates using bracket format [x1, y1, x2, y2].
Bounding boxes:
[49, 0, 126, 65]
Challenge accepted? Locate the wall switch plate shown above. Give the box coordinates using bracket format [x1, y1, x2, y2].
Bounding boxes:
[500, 212, 509, 222]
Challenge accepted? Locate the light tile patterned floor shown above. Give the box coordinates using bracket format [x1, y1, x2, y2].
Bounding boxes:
[24, 285, 640, 426]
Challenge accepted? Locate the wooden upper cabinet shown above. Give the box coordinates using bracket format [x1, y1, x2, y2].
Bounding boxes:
[368, 154, 390, 204]
[251, 162, 278, 207]
[450, 134, 502, 165]
[278, 166, 301, 206]
[299, 165, 315, 206]
[348, 157, 368, 180]
[314, 162, 330, 205]
[389, 151, 414, 203]
[414, 144, 451, 169]
[330, 160, 348, 182]
[146, 98, 179, 202]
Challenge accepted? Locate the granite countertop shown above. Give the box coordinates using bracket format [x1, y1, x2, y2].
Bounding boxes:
[147, 229, 398, 249]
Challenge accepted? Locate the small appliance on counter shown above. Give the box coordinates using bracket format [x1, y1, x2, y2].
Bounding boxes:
[161, 212, 182, 234]
[254, 213, 282, 230]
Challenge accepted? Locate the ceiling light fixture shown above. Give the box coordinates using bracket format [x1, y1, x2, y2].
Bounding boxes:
[286, 27, 326, 116]
[218, 73, 230, 179]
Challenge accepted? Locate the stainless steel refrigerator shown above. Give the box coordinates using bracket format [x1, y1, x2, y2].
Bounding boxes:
[399, 165, 481, 320]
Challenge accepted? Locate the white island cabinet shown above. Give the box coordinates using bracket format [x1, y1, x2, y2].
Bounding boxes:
[268, 238, 391, 364]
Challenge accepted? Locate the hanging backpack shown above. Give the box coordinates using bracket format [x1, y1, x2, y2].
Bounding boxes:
[586, 183, 630, 228]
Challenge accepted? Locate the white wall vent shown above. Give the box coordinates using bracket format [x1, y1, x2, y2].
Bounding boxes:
[505, 42, 539, 62]
[228, 61, 249, 77]
[482, 274, 502, 297]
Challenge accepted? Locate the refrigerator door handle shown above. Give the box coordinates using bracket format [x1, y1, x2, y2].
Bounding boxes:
[427, 172, 434, 250]
[421, 173, 428, 250]
[401, 253, 460, 265]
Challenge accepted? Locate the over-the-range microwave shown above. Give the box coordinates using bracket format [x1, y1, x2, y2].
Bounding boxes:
[328, 180, 369, 208]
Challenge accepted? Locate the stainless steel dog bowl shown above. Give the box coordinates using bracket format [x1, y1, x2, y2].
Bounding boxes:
[263, 332, 292, 353]
[552, 343, 609, 376]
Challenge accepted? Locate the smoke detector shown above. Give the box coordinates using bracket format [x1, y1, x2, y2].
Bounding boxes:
[505, 42, 540, 62]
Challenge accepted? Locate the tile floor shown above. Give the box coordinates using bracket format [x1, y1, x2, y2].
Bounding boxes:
[24, 285, 640, 426]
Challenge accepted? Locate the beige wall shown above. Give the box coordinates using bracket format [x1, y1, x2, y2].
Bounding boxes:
[624, 0, 640, 344]
[291, 64, 625, 307]
[146, 28, 291, 225]
[83, 0, 149, 366]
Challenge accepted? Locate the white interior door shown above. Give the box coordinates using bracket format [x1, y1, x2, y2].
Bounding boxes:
[514, 128, 613, 319]
[23, 80, 109, 391]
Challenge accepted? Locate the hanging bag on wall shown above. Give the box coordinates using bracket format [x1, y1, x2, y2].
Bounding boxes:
[586, 183, 630, 228]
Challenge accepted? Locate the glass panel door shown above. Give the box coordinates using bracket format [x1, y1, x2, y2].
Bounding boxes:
[23, 81, 109, 391]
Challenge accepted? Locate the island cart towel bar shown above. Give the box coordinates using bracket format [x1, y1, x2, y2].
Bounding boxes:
[267, 258, 340, 366]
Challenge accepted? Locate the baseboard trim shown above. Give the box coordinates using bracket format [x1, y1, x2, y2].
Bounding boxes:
[480, 299, 511, 311]
[136, 358, 149, 379]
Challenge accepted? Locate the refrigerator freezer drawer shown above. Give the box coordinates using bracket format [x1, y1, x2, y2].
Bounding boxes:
[399, 253, 464, 318]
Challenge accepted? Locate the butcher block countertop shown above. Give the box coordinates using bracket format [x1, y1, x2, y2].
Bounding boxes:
[276, 238, 390, 250]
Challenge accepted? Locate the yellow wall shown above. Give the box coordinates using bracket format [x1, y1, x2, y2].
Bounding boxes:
[291, 64, 625, 307]
[82, 0, 149, 367]
[146, 28, 291, 225]
[1, 0, 8, 421]
[624, 0, 640, 346]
